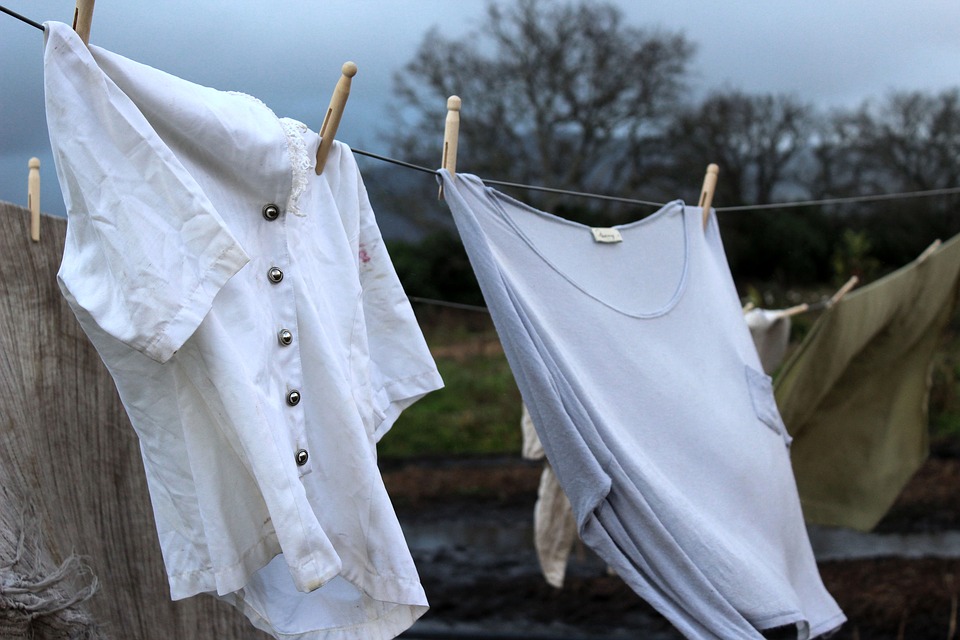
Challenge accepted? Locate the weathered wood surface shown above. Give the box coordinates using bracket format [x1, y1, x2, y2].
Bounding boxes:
[0, 202, 268, 639]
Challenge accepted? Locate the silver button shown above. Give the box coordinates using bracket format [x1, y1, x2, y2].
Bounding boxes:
[295, 449, 309, 466]
[262, 203, 280, 221]
[267, 267, 284, 283]
[286, 390, 301, 406]
[278, 329, 293, 346]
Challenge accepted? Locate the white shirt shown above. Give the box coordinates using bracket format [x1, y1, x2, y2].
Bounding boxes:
[440, 171, 844, 639]
[44, 22, 442, 640]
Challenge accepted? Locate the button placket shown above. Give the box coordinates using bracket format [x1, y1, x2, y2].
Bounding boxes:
[262, 200, 310, 475]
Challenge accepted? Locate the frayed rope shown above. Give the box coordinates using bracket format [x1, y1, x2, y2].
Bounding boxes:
[0, 506, 103, 638]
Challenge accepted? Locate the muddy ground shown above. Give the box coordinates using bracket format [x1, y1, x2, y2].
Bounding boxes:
[382, 446, 960, 639]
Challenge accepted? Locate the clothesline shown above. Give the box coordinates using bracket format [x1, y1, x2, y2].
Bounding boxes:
[352, 148, 667, 208]
[718, 187, 960, 212]
[407, 295, 490, 313]
[353, 148, 960, 213]
[0, 5, 41, 30]
[5, 6, 960, 215]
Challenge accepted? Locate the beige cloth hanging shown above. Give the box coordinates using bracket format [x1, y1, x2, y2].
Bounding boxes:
[775, 236, 960, 531]
[521, 404, 577, 588]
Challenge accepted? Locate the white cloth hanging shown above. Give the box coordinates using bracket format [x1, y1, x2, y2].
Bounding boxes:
[44, 21, 442, 640]
[744, 308, 793, 375]
[439, 170, 844, 640]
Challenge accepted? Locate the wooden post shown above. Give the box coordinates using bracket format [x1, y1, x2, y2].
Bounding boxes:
[28, 157, 40, 243]
[72, 0, 95, 45]
[439, 95, 461, 200]
[699, 163, 719, 229]
[315, 62, 358, 175]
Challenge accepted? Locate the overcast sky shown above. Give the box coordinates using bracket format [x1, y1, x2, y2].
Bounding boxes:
[2, 0, 960, 219]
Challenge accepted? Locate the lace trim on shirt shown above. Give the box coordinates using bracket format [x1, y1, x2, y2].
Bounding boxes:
[278, 118, 311, 217]
[225, 91, 311, 217]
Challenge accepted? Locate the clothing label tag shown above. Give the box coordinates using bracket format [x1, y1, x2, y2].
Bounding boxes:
[590, 227, 623, 244]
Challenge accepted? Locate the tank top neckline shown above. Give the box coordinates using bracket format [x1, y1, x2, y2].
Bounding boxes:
[477, 181, 694, 319]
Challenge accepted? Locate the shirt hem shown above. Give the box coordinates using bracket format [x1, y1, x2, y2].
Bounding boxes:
[807, 610, 847, 638]
[371, 369, 444, 442]
[237, 596, 427, 640]
[167, 533, 343, 601]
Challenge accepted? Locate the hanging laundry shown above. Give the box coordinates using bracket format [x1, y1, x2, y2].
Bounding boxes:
[43, 22, 442, 640]
[439, 170, 844, 640]
[775, 237, 960, 532]
[521, 404, 578, 588]
[744, 308, 793, 375]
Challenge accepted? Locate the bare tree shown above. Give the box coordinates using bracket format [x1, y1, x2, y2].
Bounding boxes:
[658, 90, 816, 206]
[816, 89, 960, 196]
[813, 89, 960, 263]
[389, 0, 694, 207]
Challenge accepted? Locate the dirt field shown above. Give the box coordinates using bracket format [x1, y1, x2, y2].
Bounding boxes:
[383, 450, 960, 639]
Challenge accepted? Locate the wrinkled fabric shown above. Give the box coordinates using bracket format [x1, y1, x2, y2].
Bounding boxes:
[44, 21, 442, 640]
[744, 308, 792, 375]
[775, 237, 960, 531]
[441, 171, 844, 639]
[518, 311, 795, 591]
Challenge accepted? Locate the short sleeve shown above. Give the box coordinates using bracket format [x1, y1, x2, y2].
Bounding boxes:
[44, 22, 248, 363]
[335, 145, 443, 440]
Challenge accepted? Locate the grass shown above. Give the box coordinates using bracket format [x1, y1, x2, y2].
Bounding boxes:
[377, 306, 523, 459]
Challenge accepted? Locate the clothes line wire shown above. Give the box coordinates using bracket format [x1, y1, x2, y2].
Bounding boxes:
[354, 147, 960, 213]
[352, 148, 437, 176]
[4, 7, 960, 215]
[407, 295, 490, 314]
[717, 186, 960, 212]
[0, 4, 43, 30]
[353, 148, 669, 208]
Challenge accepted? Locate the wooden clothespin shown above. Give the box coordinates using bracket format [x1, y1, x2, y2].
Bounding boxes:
[779, 303, 810, 319]
[315, 61, 358, 175]
[700, 162, 720, 229]
[917, 238, 942, 263]
[27, 157, 40, 243]
[438, 95, 461, 200]
[828, 275, 859, 307]
[72, 0, 95, 45]
[699, 163, 719, 229]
